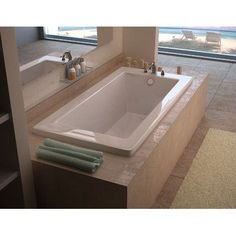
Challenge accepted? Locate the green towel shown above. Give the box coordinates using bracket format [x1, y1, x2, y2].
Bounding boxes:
[36, 148, 99, 173]
[43, 138, 103, 160]
[39, 144, 103, 164]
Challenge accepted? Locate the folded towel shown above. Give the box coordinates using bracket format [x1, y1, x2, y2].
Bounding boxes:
[36, 148, 100, 173]
[43, 138, 103, 160]
[39, 144, 103, 164]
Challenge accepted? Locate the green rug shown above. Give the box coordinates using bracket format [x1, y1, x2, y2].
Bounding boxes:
[171, 128, 236, 208]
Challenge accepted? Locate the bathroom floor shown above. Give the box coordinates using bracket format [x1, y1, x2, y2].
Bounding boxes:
[153, 54, 236, 208]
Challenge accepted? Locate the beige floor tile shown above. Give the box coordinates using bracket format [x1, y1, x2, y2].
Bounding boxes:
[208, 95, 236, 113]
[198, 59, 231, 71]
[228, 63, 236, 73]
[171, 148, 198, 179]
[157, 54, 173, 66]
[168, 56, 201, 67]
[216, 81, 236, 98]
[206, 90, 217, 108]
[202, 109, 236, 132]
[152, 175, 183, 208]
[185, 125, 209, 152]
[223, 70, 236, 82]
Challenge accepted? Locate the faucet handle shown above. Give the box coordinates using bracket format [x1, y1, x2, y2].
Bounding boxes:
[144, 62, 149, 73]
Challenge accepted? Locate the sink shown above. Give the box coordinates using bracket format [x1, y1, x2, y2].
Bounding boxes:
[20, 55, 70, 110]
[20, 55, 66, 85]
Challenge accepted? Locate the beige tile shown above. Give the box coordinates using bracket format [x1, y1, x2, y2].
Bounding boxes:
[185, 125, 209, 152]
[157, 54, 173, 66]
[207, 79, 222, 91]
[168, 56, 201, 67]
[208, 94, 236, 113]
[152, 175, 183, 208]
[202, 109, 236, 132]
[207, 72, 225, 83]
[197, 59, 231, 71]
[228, 63, 236, 73]
[206, 90, 217, 108]
[171, 148, 198, 179]
[216, 81, 236, 98]
[223, 71, 236, 82]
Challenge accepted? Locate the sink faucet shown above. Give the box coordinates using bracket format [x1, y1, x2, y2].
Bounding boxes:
[149, 62, 156, 74]
[61, 51, 72, 61]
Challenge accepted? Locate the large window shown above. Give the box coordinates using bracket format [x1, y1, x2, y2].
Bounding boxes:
[158, 27, 236, 61]
[43, 27, 98, 46]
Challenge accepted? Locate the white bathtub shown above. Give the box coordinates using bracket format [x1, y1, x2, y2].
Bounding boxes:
[33, 67, 192, 156]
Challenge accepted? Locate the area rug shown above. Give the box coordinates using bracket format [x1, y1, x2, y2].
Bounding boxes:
[171, 128, 236, 208]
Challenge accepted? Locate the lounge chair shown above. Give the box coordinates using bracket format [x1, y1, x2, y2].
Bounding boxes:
[205, 32, 221, 47]
[181, 30, 197, 40]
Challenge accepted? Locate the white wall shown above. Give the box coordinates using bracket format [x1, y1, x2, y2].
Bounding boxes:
[85, 27, 123, 67]
[85, 27, 158, 68]
[97, 27, 113, 47]
[123, 27, 158, 63]
[15, 27, 40, 47]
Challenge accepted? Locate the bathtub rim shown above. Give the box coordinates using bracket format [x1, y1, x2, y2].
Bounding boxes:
[33, 67, 193, 156]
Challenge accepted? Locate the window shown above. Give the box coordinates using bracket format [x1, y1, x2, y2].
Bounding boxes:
[158, 27, 236, 62]
[42, 27, 98, 46]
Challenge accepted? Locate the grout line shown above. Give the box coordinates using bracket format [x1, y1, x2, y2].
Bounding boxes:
[205, 66, 232, 109]
[170, 173, 185, 179]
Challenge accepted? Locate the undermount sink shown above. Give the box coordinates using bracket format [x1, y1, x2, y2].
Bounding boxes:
[20, 55, 71, 111]
[20, 55, 66, 85]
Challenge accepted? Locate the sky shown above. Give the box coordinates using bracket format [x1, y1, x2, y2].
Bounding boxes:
[1, 0, 236, 26]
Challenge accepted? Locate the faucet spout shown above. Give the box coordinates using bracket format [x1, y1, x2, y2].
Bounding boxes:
[149, 62, 156, 74]
[62, 51, 72, 61]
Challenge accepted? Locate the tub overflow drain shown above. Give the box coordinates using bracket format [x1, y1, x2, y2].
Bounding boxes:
[147, 78, 154, 86]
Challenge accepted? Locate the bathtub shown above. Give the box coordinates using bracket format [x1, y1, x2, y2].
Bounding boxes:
[33, 67, 193, 156]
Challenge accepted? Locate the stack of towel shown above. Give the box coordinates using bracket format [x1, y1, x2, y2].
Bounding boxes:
[36, 138, 103, 173]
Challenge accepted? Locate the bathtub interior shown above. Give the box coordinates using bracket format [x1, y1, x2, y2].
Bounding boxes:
[55, 72, 178, 139]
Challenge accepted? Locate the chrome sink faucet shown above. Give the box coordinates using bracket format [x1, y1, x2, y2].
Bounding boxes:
[149, 62, 156, 74]
[61, 51, 72, 61]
